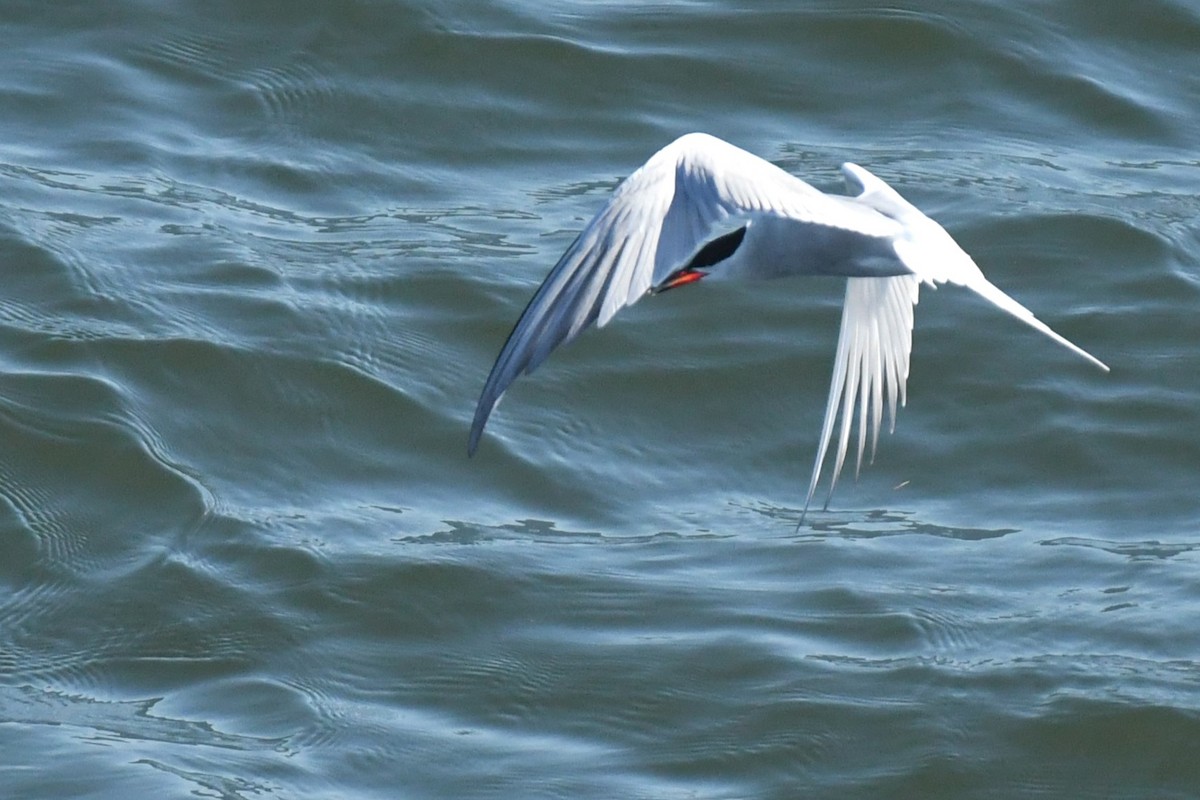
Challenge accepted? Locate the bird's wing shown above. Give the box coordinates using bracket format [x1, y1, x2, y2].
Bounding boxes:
[469, 133, 894, 455]
[804, 274, 920, 516]
[801, 164, 1109, 516]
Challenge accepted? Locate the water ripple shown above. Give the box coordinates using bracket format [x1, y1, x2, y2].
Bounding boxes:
[1, 1, 1198, 797]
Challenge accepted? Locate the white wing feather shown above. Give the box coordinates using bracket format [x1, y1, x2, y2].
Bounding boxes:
[804, 274, 920, 516]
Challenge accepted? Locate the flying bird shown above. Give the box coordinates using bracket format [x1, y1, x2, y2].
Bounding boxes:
[468, 133, 1107, 515]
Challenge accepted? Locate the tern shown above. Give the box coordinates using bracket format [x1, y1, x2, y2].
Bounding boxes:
[468, 133, 1108, 515]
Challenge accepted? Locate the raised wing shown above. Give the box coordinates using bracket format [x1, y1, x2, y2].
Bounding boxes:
[468, 133, 883, 455]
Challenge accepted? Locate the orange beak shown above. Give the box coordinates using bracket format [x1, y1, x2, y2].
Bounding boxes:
[652, 268, 705, 294]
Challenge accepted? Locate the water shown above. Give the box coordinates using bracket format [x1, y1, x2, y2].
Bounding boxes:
[2, 1, 1199, 797]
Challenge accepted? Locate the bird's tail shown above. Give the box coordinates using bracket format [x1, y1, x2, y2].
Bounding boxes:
[964, 277, 1109, 372]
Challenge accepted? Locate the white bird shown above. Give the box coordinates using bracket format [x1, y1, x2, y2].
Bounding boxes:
[468, 133, 1108, 515]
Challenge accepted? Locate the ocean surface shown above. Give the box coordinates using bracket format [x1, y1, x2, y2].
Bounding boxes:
[2, 1, 1199, 797]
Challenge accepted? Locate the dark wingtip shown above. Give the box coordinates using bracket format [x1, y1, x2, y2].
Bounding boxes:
[467, 417, 484, 458]
[467, 392, 497, 458]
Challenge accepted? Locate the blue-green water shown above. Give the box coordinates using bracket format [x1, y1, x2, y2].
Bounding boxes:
[2, 2, 1199, 797]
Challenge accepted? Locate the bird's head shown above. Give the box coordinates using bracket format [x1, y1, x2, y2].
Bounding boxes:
[650, 224, 748, 294]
